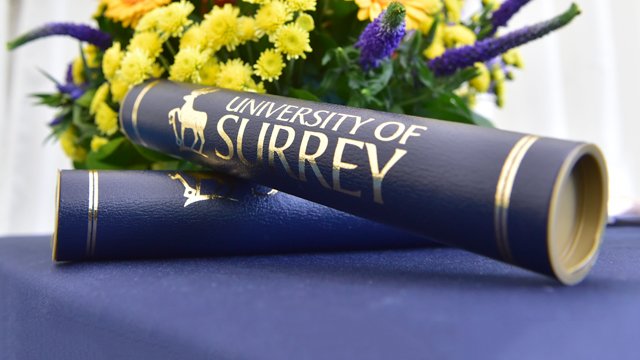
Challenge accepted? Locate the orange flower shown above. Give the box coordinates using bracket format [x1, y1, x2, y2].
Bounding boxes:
[101, 0, 172, 28]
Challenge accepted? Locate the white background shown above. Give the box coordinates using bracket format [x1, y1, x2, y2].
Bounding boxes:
[0, 0, 637, 235]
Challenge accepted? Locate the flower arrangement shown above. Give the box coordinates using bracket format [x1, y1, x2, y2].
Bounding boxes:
[8, 0, 580, 170]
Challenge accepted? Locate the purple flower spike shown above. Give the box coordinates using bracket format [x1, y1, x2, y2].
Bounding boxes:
[65, 63, 74, 84]
[7, 22, 112, 50]
[489, 0, 532, 36]
[355, 2, 406, 71]
[429, 3, 580, 76]
[57, 83, 85, 100]
[48, 114, 65, 127]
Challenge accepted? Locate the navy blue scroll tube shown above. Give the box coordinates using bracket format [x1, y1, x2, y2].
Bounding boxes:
[120, 80, 609, 285]
[53, 170, 433, 261]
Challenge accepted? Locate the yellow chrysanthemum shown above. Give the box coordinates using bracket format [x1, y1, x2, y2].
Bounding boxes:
[202, 4, 241, 51]
[136, 6, 163, 32]
[72, 56, 85, 85]
[288, 0, 316, 12]
[95, 103, 119, 136]
[102, 0, 171, 28]
[156, 1, 194, 38]
[296, 13, 315, 32]
[503, 49, 524, 68]
[355, 0, 390, 21]
[60, 127, 86, 162]
[237, 16, 259, 43]
[255, 1, 292, 38]
[216, 58, 253, 91]
[90, 83, 110, 115]
[102, 42, 123, 82]
[118, 48, 154, 87]
[129, 32, 164, 58]
[482, 0, 500, 11]
[443, 25, 476, 47]
[149, 62, 166, 78]
[83, 45, 101, 68]
[273, 24, 312, 60]
[443, 0, 462, 23]
[492, 65, 506, 107]
[110, 78, 129, 103]
[180, 25, 208, 50]
[199, 58, 220, 86]
[246, 79, 266, 94]
[254, 49, 285, 82]
[169, 47, 209, 83]
[469, 63, 490, 92]
[90, 136, 110, 152]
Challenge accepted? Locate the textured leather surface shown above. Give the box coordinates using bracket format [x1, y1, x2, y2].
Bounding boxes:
[121, 81, 595, 279]
[55, 170, 434, 261]
[0, 228, 638, 360]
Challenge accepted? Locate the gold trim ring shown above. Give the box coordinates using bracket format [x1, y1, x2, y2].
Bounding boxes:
[494, 135, 539, 264]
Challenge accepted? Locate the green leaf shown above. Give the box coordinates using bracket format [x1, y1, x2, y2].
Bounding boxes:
[407, 31, 423, 58]
[75, 89, 95, 108]
[416, 60, 434, 87]
[436, 67, 480, 93]
[422, 16, 441, 47]
[133, 144, 178, 162]
[289, 88, 321, 101]
[93, 137, 125, 160]
[150, 160, 182, 170]
[414, 93, 494, 126]
[72, 104, 83, 125]
[365, 61, 393, 95]
[319, 68, 341, 93]
[469, 110, 494, 127]
[85, 153, 121, 170]
[32, 93, 65, 107]
[335, 47, 350, 69]
[177, 160, 206, 171]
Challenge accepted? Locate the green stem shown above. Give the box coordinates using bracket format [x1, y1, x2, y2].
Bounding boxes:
[396, 91, 433, 107]
[320, 0, 330, 24]
[165, 40, 177, 57]
[246, 44, 254, 64]
[284, 59, 295, 95]
[274, 80, 282, 95]
[158, 55, 171, 72]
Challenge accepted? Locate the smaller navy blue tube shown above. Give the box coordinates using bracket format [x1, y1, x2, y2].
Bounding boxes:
[53, 170, 434, 261]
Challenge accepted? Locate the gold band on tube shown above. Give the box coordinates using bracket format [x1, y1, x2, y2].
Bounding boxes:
[51, 170, 62, 261]
[494, 135, 539, 264]
[86, 171, 99, 257]
[131, 80, 160, 147]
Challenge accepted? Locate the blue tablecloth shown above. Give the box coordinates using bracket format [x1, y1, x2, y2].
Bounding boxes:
[1, 228, 639, 360]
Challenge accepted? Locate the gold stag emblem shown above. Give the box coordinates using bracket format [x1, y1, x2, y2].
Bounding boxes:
[169, 172, 238, 207]
[168, 88, 218, 157]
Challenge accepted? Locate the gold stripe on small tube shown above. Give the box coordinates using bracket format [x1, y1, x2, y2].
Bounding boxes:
[131, 80, 160, 147]
[86, 171, 94, 256]
[494, 135, 539, 263]
[91, 171, 99, 256]
[86, 171, 100, 257]
[51, 170, 62, 261]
